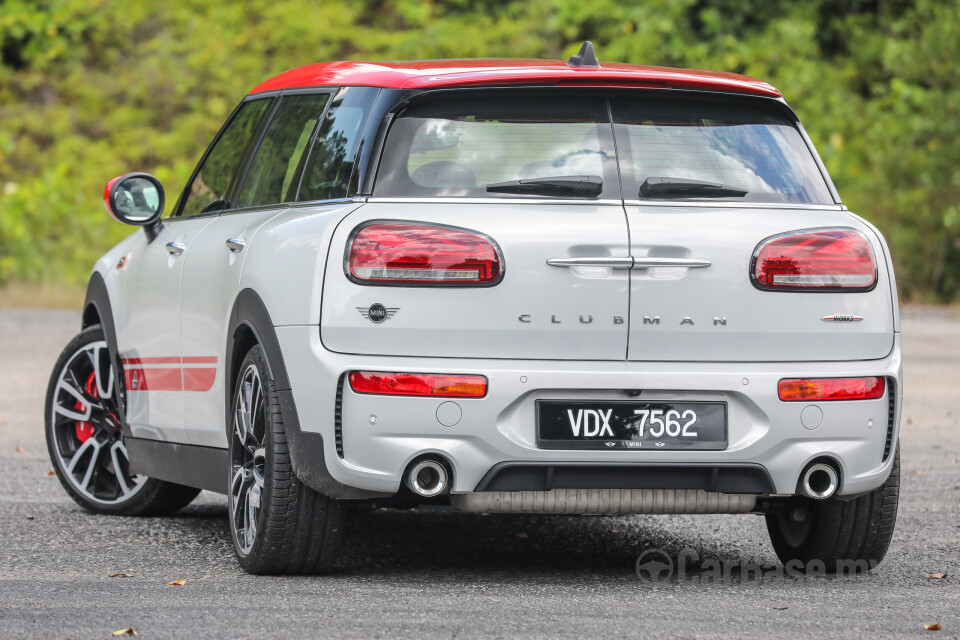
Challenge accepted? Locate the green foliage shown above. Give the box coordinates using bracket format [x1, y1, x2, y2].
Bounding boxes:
[1, 0, 958, 299]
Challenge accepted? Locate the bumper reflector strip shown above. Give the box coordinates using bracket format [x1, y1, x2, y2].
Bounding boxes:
[349, 371, 487, 398]
[778, 377, 885, 401]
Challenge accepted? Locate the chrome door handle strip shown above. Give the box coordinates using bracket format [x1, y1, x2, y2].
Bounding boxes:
[225, 238, 247, 253]
[546, 256, 711, 269]
[632, 257, 711, 269]
[165, 242, 186, 256]
[546, 257, 634, 269]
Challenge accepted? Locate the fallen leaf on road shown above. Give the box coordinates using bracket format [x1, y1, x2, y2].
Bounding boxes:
[906, 418, 913, 424]
[908, 469, 924, 475]
[610, 529, 623, 534]
[47, 470, 56, 476]
[929, 573, 947, 579]
[516, 533, 528, 539]
[924, 623, 941, 631]
[167, 579, 186, 586]
[0, 420, 6, 427]
[15, 447, 25, 453]
[109, 573, 134, 578]
[111, 629, 137, 636]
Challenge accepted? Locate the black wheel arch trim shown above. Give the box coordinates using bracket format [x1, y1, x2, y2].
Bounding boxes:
[83, 272, 132, 438]
[227, 289, 387, 500]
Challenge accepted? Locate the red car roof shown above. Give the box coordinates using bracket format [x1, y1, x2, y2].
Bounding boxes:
[249, 59, 782, 98]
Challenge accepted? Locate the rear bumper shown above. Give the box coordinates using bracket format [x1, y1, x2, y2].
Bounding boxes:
[277, 326, 902, 499]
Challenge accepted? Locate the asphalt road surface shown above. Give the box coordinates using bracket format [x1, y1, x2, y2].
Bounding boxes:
[0, 308, 957, 639]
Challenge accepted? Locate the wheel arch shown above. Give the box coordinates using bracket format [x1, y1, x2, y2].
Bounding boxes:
[83, 272, 131, 437]
[225, 288, 384, 500]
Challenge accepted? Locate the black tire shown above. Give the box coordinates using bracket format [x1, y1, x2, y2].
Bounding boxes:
[765, 446, 900, 573]
[45, 325, 200, 516]
[228, 344, 345, 574]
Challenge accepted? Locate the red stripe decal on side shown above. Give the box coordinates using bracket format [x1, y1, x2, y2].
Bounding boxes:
[124, 367, 183, 391]
[122, 356, 218, 391]
[122, 357, 182, 365]
[182, 368, 216, 392]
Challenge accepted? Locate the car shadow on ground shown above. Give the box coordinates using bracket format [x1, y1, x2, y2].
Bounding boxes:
[171, 500, 774, 579]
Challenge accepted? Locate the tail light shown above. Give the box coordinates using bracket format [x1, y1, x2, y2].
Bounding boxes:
[349, 371, 487, 397]
[347, 222, 502, 285]
[752, 229, 876, 291]
[779, 377, 885, 401]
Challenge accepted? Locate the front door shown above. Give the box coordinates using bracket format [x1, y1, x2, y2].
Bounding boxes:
[118, 218, 213, 442]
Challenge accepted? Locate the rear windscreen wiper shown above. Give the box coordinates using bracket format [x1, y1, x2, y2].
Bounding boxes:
[485, 175, 603, 198]
[639, 177, 748, 199]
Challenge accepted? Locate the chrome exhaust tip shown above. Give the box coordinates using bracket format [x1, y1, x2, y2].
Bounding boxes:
[405, 459, 449, 498]
[801, 462, 839, 500]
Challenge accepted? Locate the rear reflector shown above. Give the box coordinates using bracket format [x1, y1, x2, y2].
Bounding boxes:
[347, 222, 502, 285]
[753, 229, 876, 290]
[349, 371, 487, 397]
[778, 377, 885, 401]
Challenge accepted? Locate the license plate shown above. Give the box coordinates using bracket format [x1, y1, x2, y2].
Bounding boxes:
[536, 400, 727, 450]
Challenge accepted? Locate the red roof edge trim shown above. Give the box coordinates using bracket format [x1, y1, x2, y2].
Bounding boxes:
[248, 60, 782, 98]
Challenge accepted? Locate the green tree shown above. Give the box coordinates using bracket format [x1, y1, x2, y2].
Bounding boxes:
[1, 0, 957, 300]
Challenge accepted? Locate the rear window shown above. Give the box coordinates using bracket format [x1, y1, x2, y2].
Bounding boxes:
[374, 91, 834, 205]
[610, 95, 833, 204]
[373, 93, 620, 199]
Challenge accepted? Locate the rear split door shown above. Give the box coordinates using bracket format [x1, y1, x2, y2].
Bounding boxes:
[322, 203, 630, 359]
[611, 94, 895, 362]
[321, 92, 631, 360]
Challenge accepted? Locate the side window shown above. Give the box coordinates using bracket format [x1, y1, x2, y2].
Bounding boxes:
[298, 87, 378, 202]
[177, 98, 273, 217]
[235, 93, 331, 209]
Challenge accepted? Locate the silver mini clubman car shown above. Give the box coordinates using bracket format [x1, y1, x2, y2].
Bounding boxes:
[45, 43, 901, 574]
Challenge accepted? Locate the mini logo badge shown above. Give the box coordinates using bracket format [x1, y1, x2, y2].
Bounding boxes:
[358, 303, 398, 324]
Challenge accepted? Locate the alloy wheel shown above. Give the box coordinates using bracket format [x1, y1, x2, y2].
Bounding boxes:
[230, 363, 266, 555]
[49, 341, 145, 504]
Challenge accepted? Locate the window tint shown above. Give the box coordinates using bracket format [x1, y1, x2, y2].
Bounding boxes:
[611, 96, 833, 204]
[235, 93, 331, 209]
[297, 87, 378, 202]
[373, 93, 618, 199]
[178, 98, 272, 217]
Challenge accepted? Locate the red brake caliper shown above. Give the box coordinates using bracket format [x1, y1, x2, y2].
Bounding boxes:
[74, 371, 98, 443]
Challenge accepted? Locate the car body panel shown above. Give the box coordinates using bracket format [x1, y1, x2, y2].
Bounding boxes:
[320, 201, 632, 360]
[278, 325, 901, 497]
[248, 60, 781, 97]
[238, 201, 367, 328]
[116, 217, 215, 443]
[180, 207, 287, 447]
[623, 205, 896, 361]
